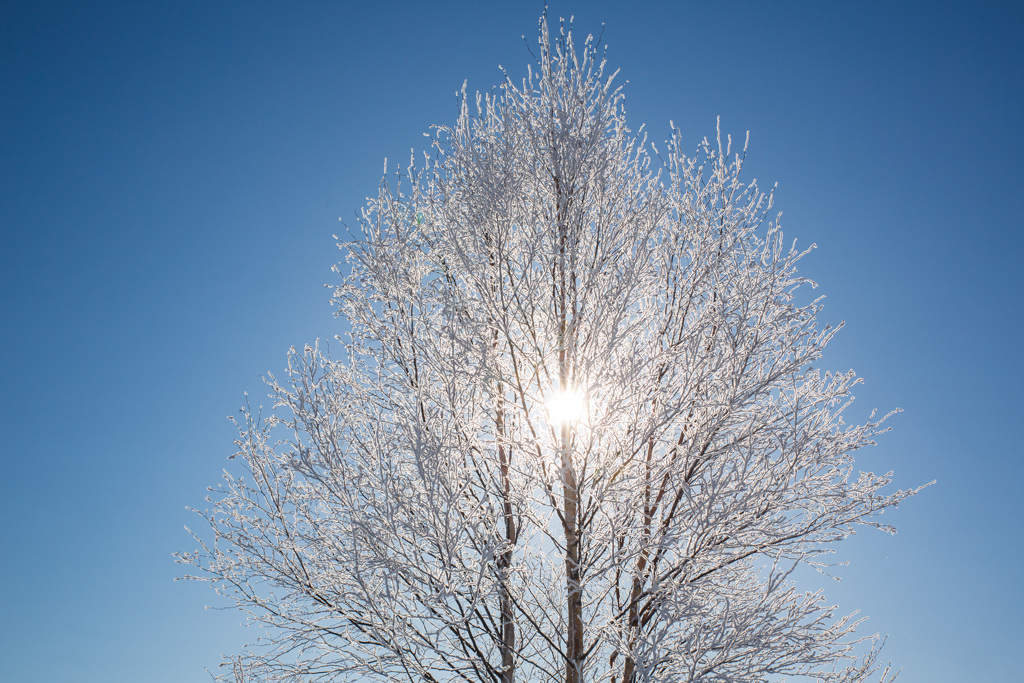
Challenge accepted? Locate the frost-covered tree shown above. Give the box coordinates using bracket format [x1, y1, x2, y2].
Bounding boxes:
[180, 16, 923, 683]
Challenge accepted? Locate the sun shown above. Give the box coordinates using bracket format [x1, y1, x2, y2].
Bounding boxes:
[547, 388, 585, 427]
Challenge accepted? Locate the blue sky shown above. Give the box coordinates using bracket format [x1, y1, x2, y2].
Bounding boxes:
[1, 1, 1021, 681]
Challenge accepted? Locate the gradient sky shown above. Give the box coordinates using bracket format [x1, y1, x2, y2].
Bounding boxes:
[2, 2, 1021, 681]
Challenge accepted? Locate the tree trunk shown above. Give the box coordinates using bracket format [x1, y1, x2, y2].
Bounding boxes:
[555, 171, 584, 683]
[497, 398, 517, 683]
[562, 420, 584, 683]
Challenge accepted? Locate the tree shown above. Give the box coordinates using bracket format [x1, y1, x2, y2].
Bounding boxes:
[180, 16, 923, 683]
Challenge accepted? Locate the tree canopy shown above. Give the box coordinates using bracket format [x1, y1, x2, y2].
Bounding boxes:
[181, 16, 921, 683]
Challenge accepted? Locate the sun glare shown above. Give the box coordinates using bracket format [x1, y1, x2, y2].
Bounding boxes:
[547, 388, 585, 427]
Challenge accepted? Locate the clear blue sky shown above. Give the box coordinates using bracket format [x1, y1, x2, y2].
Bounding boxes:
[1, 1, 1021, 681]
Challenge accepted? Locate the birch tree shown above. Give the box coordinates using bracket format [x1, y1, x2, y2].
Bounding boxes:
[180, 16, 922, 683]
